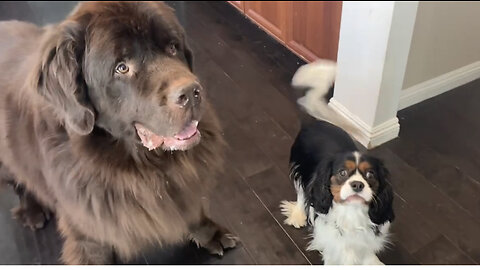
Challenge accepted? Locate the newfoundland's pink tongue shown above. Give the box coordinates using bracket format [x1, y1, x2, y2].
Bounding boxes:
[134, 123, 164, 151]
[135, 121, 200, 151]
[174, 121, 198, 140]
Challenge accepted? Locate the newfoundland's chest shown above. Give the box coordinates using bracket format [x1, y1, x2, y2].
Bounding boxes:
[54, 153, 212, 252]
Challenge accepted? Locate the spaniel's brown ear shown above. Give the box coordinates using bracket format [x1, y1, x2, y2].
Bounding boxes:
[30, 20, 94, 135]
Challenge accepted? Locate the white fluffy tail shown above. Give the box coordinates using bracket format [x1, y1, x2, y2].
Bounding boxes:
[292, 60, 362, 139]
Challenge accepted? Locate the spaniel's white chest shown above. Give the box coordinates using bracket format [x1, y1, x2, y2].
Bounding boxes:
[308, 203, 390, 265]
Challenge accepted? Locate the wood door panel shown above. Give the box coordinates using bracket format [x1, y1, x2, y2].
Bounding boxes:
[244, 1, 288, 40]
[286, 1, 342, 61]
[229, 1, 342, 62]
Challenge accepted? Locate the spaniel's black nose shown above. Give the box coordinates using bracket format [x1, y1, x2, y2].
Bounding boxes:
[350, 181, 364, 193]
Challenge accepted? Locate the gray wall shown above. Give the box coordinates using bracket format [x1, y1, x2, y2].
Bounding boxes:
[403, 2, 480, 89]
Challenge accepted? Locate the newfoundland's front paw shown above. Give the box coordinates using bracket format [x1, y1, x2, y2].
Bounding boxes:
[190, 218, 240, 256]
[11, 205, 50, 231]
[202, 230, 239, 256]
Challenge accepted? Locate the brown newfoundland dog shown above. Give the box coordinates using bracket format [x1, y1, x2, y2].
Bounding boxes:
[0, 1, 238, 264]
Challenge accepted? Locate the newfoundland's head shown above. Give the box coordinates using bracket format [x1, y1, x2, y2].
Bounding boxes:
[32, 2, 204, 151]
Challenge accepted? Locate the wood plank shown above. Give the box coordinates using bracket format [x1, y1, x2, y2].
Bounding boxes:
[369, 147, 479, 263]
[379, 242, 419, 265]
[222, 119, 274, 179]
[35, 219, 63, 264]
[390, 195, 440, 254]
[387, 137, 480, 221]
[246, 165, 320, 264]
[0, 189, 27, 264]
[209, 166, 309, 264]
[236, 111, 294, 175]
[398, 82, 480, 183]
[413, 235, 476, 265]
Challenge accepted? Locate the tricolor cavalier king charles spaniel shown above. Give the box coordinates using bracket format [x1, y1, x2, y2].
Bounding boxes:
[280, 61, 395, 265]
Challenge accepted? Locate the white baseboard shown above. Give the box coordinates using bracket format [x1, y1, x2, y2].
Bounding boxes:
[399, 61, 480, 110]
[329, 98, 400, 149]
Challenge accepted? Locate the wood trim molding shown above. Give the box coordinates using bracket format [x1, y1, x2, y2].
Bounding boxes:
[399, 61, 480, 110]
[329, 98, 400, 149]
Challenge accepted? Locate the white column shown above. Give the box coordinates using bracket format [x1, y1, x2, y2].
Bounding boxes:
[329, 1, 418, 149]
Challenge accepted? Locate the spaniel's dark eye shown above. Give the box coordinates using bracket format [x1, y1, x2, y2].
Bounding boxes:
[167, 42, 178, 56]
[115, 62, 129, 74]
[339, 169, 348, 177]
[366, 170, 375, 180]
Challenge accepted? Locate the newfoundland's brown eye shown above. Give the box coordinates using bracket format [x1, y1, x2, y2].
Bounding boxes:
[115, 62, 129, 74]
[366, 170, 375, 180]
[167, 42, 178, 56]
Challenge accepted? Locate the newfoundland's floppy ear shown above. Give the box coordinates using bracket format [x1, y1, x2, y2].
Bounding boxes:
[30, 20, 94, 135]
[369, 160, 395, 225]
[307, 157, 334, 215]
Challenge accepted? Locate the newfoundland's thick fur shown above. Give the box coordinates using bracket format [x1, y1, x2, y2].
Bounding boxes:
[0, 1, 238, 264]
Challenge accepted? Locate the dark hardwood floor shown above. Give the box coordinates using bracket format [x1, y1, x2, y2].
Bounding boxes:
[0, 1, 479, 265]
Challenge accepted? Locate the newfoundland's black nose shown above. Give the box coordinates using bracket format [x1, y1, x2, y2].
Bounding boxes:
[174, 82, 201, 108]
[350, 181, 365, 193]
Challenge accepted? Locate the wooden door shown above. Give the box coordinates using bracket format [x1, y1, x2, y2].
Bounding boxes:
[228, 1, 342, 61]
[228, 1, 244, 12]
[244, 1, 289, 41]
[286, 1, 342, 61]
